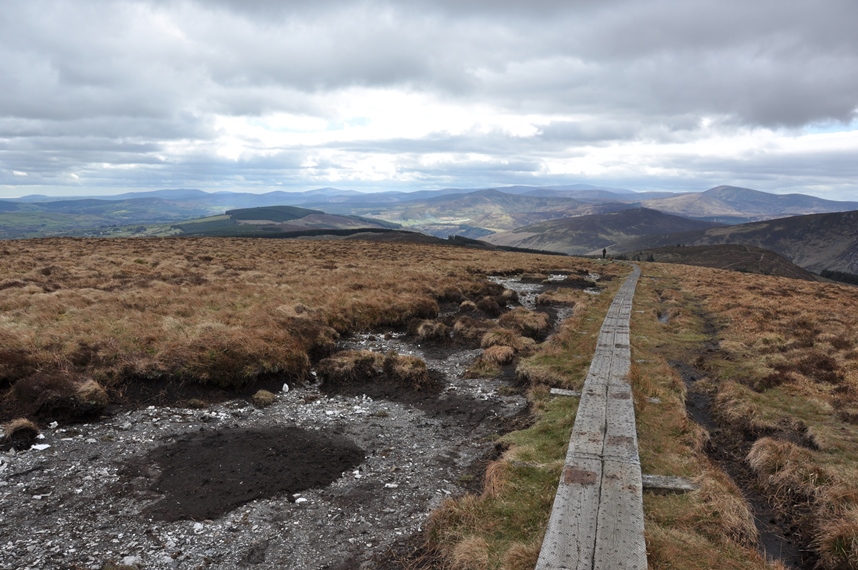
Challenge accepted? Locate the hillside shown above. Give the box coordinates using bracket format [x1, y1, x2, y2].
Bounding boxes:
[642, 185, 858, 223]
[0, 197, 218, 239]
[483, 208, 723, 255]
[172, 205, 397, 237]
[625, 244, 819, 280]
[615, 209, 858, 274]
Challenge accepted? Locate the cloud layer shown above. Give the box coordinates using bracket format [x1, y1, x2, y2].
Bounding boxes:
[1, 0, 857, 198]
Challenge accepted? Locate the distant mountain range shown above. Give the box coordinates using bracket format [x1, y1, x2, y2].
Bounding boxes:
[1, 185, 857, 263]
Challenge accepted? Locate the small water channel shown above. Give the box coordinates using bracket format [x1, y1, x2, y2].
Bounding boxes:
[673, 359, 809, 569]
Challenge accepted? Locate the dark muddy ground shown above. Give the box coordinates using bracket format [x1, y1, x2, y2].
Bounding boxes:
[0, 273, 587, 570]
[667, 317, 814, 570]
[130, 427, 366, 522]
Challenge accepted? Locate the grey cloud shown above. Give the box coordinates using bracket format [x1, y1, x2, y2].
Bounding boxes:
[1, 0, 857, 198]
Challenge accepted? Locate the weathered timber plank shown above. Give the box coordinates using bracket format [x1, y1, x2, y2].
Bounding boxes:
[641, 474, 698, 495]
[593, 460, 647, 570]
[602, 385, 640, 463]
[535, 456, 603, 570]
[550, 388, 582, 398]
[565, 387, 607, 460]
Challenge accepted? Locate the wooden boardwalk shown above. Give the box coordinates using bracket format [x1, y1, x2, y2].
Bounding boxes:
[536, 265, 646, 570]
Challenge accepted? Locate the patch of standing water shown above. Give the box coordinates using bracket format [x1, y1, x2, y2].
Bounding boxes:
[488, 275, 544, 309]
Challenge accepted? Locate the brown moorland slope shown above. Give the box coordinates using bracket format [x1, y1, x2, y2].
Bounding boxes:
[0, 237, 615, 420]
[626, 244, 819, 281]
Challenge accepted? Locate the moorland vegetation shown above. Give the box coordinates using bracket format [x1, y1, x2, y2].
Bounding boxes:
[2, 235, 857, 569]
[0, 237, 607, 422]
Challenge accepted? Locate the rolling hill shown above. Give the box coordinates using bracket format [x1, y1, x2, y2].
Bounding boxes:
[642, 185, 858, 223]
[171, 205, 398, 237]
[626, 244, 819, 281]
[4, 184, 858, 240]
[613, 209, 858, 274]
[482, 208, 723, 255]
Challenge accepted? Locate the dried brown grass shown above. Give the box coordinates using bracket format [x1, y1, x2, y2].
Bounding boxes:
[1, 237, 613, 418]
[649, 262, 858, 565]
[814, 507, 858, 570]
[251, 389, 276, 408]
[482, 345, 516, 366]
[500, 539, 542, 570]
[3, 417, 38, 439]
[747, 438, 832, 502]
[480, 329, 534, 353]
[450, 536, 490, 570]
[498, 308, 550, 340]
[413, 320, 451, 342]
[315, 350, 384, 387]
[383, 353, 431, 388]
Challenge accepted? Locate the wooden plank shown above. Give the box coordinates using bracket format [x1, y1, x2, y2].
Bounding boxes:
[641, 474, 698, 495]
[535, 456, 603, 570]
[550, 388, 582, 398]
[565, 388, 607, 460]
[538, 265, 645, 570]
[593, 460, 647, 570]
[602, 385, 639, 463]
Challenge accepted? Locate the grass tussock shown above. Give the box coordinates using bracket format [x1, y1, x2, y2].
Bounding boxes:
[1, 237, 615, 419]
[2, 417, 39, 450]
[482, 345, 516, 366]
[815, 508, 858, 570]
[498, 308, 551, 341]
[251, 389, 276, 408]
[11, 372, 108, 419]
[480, 329, 534, 353]
[316, 350, 384, 387]
[383, 353, 431, 389]
[450, 536, 490, 570]
[412, 320, 451, 343]
[453, 316, 494, 342]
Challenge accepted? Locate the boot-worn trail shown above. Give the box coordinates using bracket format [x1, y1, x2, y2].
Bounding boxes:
[536, 265, 646, 570]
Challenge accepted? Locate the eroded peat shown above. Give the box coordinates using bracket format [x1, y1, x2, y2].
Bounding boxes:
[0, 238, 624, 569]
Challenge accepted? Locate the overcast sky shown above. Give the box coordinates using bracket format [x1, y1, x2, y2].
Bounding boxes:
[1, 0, 857, 199]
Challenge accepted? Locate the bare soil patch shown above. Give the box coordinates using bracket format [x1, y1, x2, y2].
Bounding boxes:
[128, 427, 365, 522]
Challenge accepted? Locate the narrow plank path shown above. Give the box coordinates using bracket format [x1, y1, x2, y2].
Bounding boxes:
[536, 265, 646, 570]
